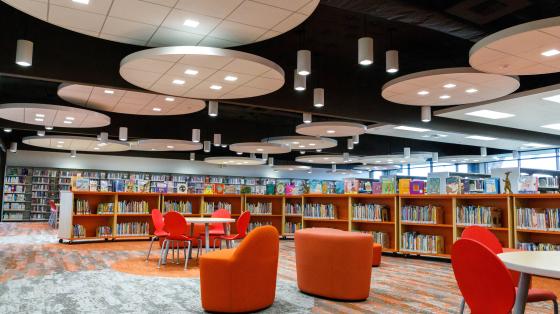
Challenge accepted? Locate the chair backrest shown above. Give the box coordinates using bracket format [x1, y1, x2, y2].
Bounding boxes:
[49, 200, 57, 212]
[235, 211, 251, 237]
[234, 225, 279, 264]
[151, 209, 165, 232]
[452, 239, 515, 314]
[461, 226, 503, 254]
[209, 208, 231, 232]
[163, 211, 189, 236]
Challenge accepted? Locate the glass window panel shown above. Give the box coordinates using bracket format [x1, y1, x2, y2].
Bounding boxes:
[520, 156, 557, 170]
[409, 166, 430, 177]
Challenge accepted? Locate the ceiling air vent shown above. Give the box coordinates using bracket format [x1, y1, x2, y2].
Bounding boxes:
[446, 0, 530, 25]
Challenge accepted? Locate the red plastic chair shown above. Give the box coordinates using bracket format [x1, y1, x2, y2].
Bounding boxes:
[213, 211, 251, 249]
[146, 209, 169, 261]
[452, 238, 516, 314]
[48, 200, 58, 228]
[159, 211, 200, 269]
[460, 226, 558, 313]
[206, 208, 232, 236]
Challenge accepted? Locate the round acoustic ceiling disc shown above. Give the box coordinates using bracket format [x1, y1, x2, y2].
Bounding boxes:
[360, 154, 430, 166]
[0, 103, 110, 128]
[57, 84, 206, 116]
[295, 122, 367, 138]
[272, 165, 312, 171]
[470, 17, 560, 75]
[130, 139, 202, 151]
[262, 136, 337, 150]
[295, 154, 361, 164]
[22, 135, 130, 152]
[2, 0, 319, 48]
[204, 156, 266, 166]
[381, 67, 519, 106]
[120, 46, 284, 99]
[229, 142, 290, 154]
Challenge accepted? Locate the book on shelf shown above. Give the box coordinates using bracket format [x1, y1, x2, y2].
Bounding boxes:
[401, 232, 444, 254]
[308, 180, 322, 194]
[352, 203, 389, 221]
[426, 177, 441, 194]
[276, 182, 286, 195]
[304, 203, 337, 219]
[73, 224, 86, 238]
[75, 199, 90, 214]
[401, 205, 443, 224]
[112, 179, 125, 192]
[97, 203, 114, 214]
[116, 221, 149, 236]
[246, 202, 273, 215]
[213, 183, 225, 194]
[175, 183, 188, 194]
[265, 183, 275, 195]
[74, 178, 90, 191]
[99, 180, 110, 192]
[518, 175, 538, 194]
[203, 184, 214, 194]
[163, 201, 192, 214]
[517, 242, 560, 251]
[284, 221, 302, 234]
[248, 221, 273, 232]
[344, 179, 359, 194]
[372, 182, 382, 194]
[516, 208, 560, 231]
[381, 177, 396, 194]
[117, 201, 149, 214]
[483, 178, 500, 194]
[285, 203, 302, 215]
[538, 176, 559, 189]
[410, 180, 425, 195]
[89, 180, 98, 192]
[357, 230, 390, 248]
[202, 202, 232, 214]
[96, 226, 112, 237]
[445, 176, 461, 194]
[456, 205, 502, 227]
[334, 181, 344, 194]
[398, 179, 411, 195]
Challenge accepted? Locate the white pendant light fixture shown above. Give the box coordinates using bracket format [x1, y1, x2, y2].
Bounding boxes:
[262, 153, 268, 160]
[343, 152, 350, 162]
[316, 149, 322, 152]
[294, 70, 306, 91]
[481, 147, 487, 157]
[203, 141, 211, 153]
[404, 147, 411, 158]
[213, 133, 221, 147]
[37, 130, 45, 137]
[250, 153, 256, 159]
[70, 150, 77, 158]
[353, 135, 359, 144]
[268, 157, 274, 166]
[303, 112, 312, 124]
[313, 88, 324, 108]
[119, 127, 128, 141]
[421, 106, 431, 122]
[347, 138, 354, 150]
[192, 129, 200, 143]
[15, 39, 33, 67]
[297, 50, 311, 76]
[300, 150, 306, 154]
[45, 125, 54, 131]
[221, 144, 227, 148]
[100, 132, 109, 143]
[512, 150, 519, 159]
[3, 128, 12, 133]
[190, 152, 195, 161]
[432, 152, 439, 163]
[236, 151, 242, 155]
[386, 50, 399, 73]
[9, 142, 17, 153]
[208, 101, 218, 117]
[332, 164, 336, 172]
[358, 37, 374, 65]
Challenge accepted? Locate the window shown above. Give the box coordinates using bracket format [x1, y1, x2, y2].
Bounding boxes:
[485, 159, 519, 173]
[457, 164, 468, 173]
[432, 163, 456, 173]
[519, 149, 557, 170]
[409, 166, 430, 177]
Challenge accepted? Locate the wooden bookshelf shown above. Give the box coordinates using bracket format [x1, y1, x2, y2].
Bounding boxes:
[350, 194, 398, 252]
[161, 193, 202, 216]
[512, 194, 560, 251]
[283, 195, 303, 237]
[244, 195, 283, 235]
[303, 195, 350, 231]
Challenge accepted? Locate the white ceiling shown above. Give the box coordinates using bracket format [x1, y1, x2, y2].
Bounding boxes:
[295, 154, 361, 164]
[2, 0, 319, 47]
[262, 136, 337, 150]
[295, 121, 367, 137]
[470, 16, 560, 75]
[0, 103, 110, 128]
[437, 155, 502, 164]
[130, 138, 202, 151]
[57, 83, 206, 115]
[229, 142, 290, 154]
[23, 135, 130, 152]
[366, 123, 554, 151]
[119, 46, 284, 99]
[204, 156, 265, 165]
[381, 67, 519, 106]
[435, 83, 560, 138]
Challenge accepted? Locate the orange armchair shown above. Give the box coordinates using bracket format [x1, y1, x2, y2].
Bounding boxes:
[199, 225, 280, 313]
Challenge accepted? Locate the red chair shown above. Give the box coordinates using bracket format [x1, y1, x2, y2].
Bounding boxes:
[207, 208, 232, 236]
[159, 211, 200, 269]
[213, 211, 251, 249]
[48, 200, 58, 228]
[460, 226, 558, 314]
[452, 238, 516, 314]
[146, 209, 169, 262]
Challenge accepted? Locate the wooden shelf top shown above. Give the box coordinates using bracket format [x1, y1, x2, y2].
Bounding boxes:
[244, 194, 284, 198]
[249, 214, 282, 217]
[73, 191, 117, 196]
[116, 213, 151, 216]
[400, 250, 450, 258]
[401, 222, 453, 228]
[116, 192, 160, 196]
[163, 193, 203, 197]
[303, 218, 347, 222]
[352, 220, 395, 224]
[399, 194, 455, 200]
[349, 194, 399, 198]
[304, 194, 350, 198]
[73, 214, 114, 217]
[203, 194, 242, 197]
[454, 194, 509, 199]
[456, 225, 508, 231]
[512, 194, 560, 199]
[516, 229, 560, 235]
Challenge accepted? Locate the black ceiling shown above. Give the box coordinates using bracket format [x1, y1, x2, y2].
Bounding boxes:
[1, 1, 560, 165]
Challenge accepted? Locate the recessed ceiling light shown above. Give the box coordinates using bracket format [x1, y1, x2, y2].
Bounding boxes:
[473, 159, 479, 162]
[542, 95, 560, 103]
[72, 0, 89, 4]
[523, 143, 551, 148]
[45, 126, 54, 130]
[65, 117, 75, 120]
[443, 83, 456, 89]
[256, 148, 264, 152]
[376, 160, 381, 163]
[394, 125, 430, 132]
[167, 145, 174, 149]
[465, 109, 515, 120]
[292, 141, 300, 144]
[465, 88, 478, 94]
[35, 113, 45, 118]
[3, 128, 11, 133]
[184, 69, 198, 76]
[183, 19, 200, 28]
[439, 95, 451, 99]
[466, 135, 497, 141]
[94, 147, 100, 150]
[104, 89, 114, 94]
[541, 123, 560, 130]
[308, 160, 314, 162]
[34, 118, 44, 122]
[541, 49, 560, 57]
[298, 145, 305, 148]
[323, 157, 329, 160]
[57, 141, 64, 144]
[172, 79, 185, 85]
[309, 143, 316, 146]
[210, 85, 222, 90]
[151, 148, 156, 151]
[152, 107, 162, 112]
[63, 120, 72, 124]
[56, 145, 63, 148]
[326, 130, 336, 134]
[165, 97, 175, 102]
[224, 75, 238, 82]
[417, 90, 429, 96]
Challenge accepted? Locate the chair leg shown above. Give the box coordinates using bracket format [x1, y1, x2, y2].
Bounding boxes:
[197, 239, 202, 260]
[184, 241, 191, 270]
[553, 299, 558, 314]
[146, 236, 156, 261]
[157, 239, 168, 269]
[459, 298, 465, 314]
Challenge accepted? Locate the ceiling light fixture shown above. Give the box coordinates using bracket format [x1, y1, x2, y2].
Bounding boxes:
[104, 89, 114, 94]
[172, 79, 185, 85]
[35, 113, 45, 118]
[192, 129, 200, 143]
[203, 141, 211, 153]
[152, 107, 162, 112]
[385, 50, 399, 73]
[34, 118, 44, 122]
[184, 69, 198, 76]
[353, 135, 359, 144]
[3, 128, 11, 133]
[165, 97, 175, 102]
[190, 152, 195, 161]
[347, 138, 354, 150]
[63, 120, 72, 124]
[313, 88, 325, 108]
[326, 130, 336, 134]
[8, 142, 16, 153]
[72, 0, 89, 4]
[481, 147, 487, 157]
[394, 125, 430, 132]
[236, 151, 242, 155]
[466, 135, 497, 141]
[466, 109, 515, 120]
[439, 95, 451, 100]
[358, 37, 373, 65]
[421, 106, 431, 123]
[541, 49, 560, 57]
[70, 150, 77, 158]
[224, 75, 238, 82]
[221, 144, 227, 148]
[15, 39, 33, 67]
[37, 130, 45, 137]
[417, 90, 429, 96]
[465, 88, 478, 94]
[303, 112, 312, 124]
[65, 117, 75, 121]
[297, 50, 311, 76]
[210, 85, 222, 90]
[213, 134, 221, 147]
[183, 19, 200, 28]
[166, 145, 174, 149]
[208, 101, 218, 117]
[119, 127, 128, 141]
[541, 123, 560, 130]
[523, 142, 551, 148]
[443, 83, 456, 89]
[294, 70, 306, 91]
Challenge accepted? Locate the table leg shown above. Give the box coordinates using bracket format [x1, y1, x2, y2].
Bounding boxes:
[223, 223, 231, 249]
[188, 223, 195, 259]
[205, 223, 210, 253]
[513, 272, 531, 314]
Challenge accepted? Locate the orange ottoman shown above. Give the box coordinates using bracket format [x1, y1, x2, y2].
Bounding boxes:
[372, 243, 382, 267]
[295, 228, 373, 301]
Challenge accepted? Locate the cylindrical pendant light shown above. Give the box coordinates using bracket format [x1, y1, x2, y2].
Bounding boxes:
[313, 88, 324, 108]
[250, 153, 256, 159]
[358, 37, 374, 65]
[404, 147, 411, 158]
[268, 157, 274, 166]
[332, 164, 336, 172]
[213, 133, 221, 147]
[512, 150, 519, 159]
[262, 153, 268, 160]
[294, 70, 306, 91]
[481, 147, 487, 157]
[316, 149, 322, 152]
[70, 150, 77, 158]
[190, 152, 195, 161]
[37, 130, 45, 137]
[236, 151, 242, 155]
[432, 152, 439, 163]
[299, 150, 305, 154]
[386, 50, 399, 73]
[3, 128, 12, 133]
[208, 101, 218, 117]
[297, 50, 311, 76]
[353, 135, 359, 144]
[343, 152, 350, 162]
[15, 39, 33, 67]
[100, 132, 109, 143]
[192, 129, 200, 143]
[119, 127, 128, 141]
[347, 138, 354, 150]
[303, 112, 312, 124]
[45, 125, 54, 130]
[421, 106, 431, 122]
[203, 141, 211, 153]
[221, 144, 227, 148]
[9, 142, 17, 153]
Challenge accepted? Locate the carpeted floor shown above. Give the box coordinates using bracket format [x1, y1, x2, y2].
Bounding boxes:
[0, 223, 556, 313]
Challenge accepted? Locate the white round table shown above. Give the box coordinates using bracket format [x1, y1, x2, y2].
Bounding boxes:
[185, 217, 236, 253]
[498, 251, 560, 314]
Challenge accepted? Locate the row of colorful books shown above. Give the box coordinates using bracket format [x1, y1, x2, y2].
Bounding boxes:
[456, 206, 502, 227]
[284, 222, 302, 234]
[516, 208, 560, 231]
[517, 242, 560, 251]
[245, 202, 273, 215]
[201, 202, 232, 214]
[162, 201, 192, 214]
[428, 177, 500, 195]
[115, 221, 149, 236]
[75, 199, 90, 215]
[401, 232, 445, 254]
[96, 226, 112, 237]
[285, 203, 302, 215]
[248, 221, 272, 232]
[116, 201, 149, 214]
[4, 194, 27, 202]
[303, 203, 337, 219]
[73, 224, 86, 238]
[97, 203, 114, 214]
[3, 203, 25, 210]
[400, 205, 443, 224]
[352, 203, 389, 222]
[357, 230, 390, 248]
[4, 185, 26, 193]
[3, 212, 24, 220]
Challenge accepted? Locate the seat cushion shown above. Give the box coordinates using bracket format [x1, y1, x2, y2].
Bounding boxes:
[526, 288, 557, 302]
[154, 230, 169, 237]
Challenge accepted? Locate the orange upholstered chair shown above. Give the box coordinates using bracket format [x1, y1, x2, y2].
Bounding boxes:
[199, 225, 279, 313]
[372, 243, 382, 267]
[295, 228, 373, 301]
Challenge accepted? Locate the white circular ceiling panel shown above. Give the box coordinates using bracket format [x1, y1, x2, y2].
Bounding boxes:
[470, 17, 560, 75]
[0, 103, 110, 128]
[229, 142, 290, 154]
[295, 122, 367, 137]
[57, 84, 206, 116]
[2, 0, 319, 48]
[381, 67, 519, 106]
[360, 154, 431, 166]
[120, 46, 284, 99]
[272, 165, 311, 171]
[262, 136, 337, 150]
[23, 135, 130, 152]
[204, 156, 266, 166]
[130, 139, 202, 151]
[295, 154, 361, 164]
